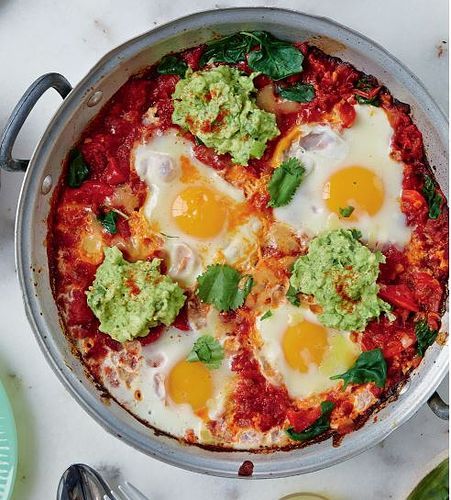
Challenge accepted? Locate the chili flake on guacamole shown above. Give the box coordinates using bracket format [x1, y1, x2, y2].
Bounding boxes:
[171, 65, 279, 165]
[86, 246, 186, 343]
[290, 229, 391, 331]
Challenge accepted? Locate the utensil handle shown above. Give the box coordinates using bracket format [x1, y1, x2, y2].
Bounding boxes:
[0, 73, 72, 173]
[427, 391, 449, 420]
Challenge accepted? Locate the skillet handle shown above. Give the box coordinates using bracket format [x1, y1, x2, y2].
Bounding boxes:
[0, 73, 72, 173]
[428, 391, 449, 420]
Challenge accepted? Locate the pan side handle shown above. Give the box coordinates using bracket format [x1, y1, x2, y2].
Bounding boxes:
[428, 391, 449, 420]
[0, 73, 72, 173]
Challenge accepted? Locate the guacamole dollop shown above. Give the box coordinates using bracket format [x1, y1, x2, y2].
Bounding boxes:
[86, 246, 186, 343]
[290, 229, 391, 331]
[172, 66, 279, 165]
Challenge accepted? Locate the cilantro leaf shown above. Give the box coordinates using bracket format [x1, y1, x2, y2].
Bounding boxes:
[200, 33, 254, 66]
[422, 175, 443, 219]
[157, 55, 188, 78]
[67, 149, 90, 188]
[286, 401, 335, 441]
[196, 264, 253, 312]
[98, 210, 118, 234]
[339, 205, 355, 218]
[330, 348, 387, 389]
[286, 284, 300, 306]
[187, 335, 224, 369]
[268, 157, 305, 208]
[245, 31, 304, 81]
[277, 83, 315, 103]
[415, 320, 439, 357]
[261, 310, 273, 320]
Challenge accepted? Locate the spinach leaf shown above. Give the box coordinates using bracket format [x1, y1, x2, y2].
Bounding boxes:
[355, 94, 380, 106]
[245, 31, 304, 80]
[286, 401, 335, 441]
[277, 83, 315, 103]
[98, 210, 118, 234]
[200, 31, 304, 80]
[350, 228, 362, 240]
[67, 150, 90, 188]
[415, 320, 439, 357]
[286, 283, 300, 306]
[200, 33, 253, 66]
[157, 55, 188, 78]
[422, 175, 443, 219]
[354, 76, 380, 106]
[330, 348, 387, 389]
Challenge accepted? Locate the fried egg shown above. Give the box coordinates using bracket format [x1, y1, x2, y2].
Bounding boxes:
[133, 131, 261, 285]
[273, 105, 411, 247]
[101, 311, 232, 440]
[257, 303, 360, 399]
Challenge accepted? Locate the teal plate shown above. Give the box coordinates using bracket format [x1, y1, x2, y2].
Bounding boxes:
[0, 380, 17, 500]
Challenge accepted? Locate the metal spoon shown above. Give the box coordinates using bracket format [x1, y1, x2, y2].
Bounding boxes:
[56, 463, 117, 500]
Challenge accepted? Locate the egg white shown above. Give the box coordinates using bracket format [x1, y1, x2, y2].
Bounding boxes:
[274, 105, 411, 248]
[133, 131, 261, 285]
[100, 310, 232, 440]
[256, 303, 361, 399]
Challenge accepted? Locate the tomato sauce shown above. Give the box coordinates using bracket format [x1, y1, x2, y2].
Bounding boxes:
[48, 40, 448, 447]
[232, 349, 292, 432]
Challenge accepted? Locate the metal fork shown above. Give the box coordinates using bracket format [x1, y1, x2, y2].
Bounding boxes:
[105, 480, 149, 500]
[57, 463, 149, 500]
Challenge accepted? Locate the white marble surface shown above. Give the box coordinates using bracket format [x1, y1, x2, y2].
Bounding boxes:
[0, 1, 448, 499]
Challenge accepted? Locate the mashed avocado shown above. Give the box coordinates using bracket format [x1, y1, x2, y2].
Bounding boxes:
[172, 66, 279, 165]
[290, 229, 391, 331]
[86, 246, 185, 343]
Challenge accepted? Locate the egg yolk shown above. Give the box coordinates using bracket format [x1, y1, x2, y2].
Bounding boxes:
[172, 186, 227, 238]
[323, 166, 385, 220]
[167, 359, 213, 411]
[282, 320, 328, 373]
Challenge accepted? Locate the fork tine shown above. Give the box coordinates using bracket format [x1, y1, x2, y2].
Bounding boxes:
[107, 490, 123, 500]
[106, 492, 122, 500]
[118, 480, 149, 500]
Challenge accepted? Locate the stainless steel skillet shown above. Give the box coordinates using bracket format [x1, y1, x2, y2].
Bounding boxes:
[0, 8, 448, 478]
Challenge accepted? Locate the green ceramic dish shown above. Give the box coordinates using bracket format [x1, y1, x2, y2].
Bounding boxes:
[0, 379, 17, 500]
